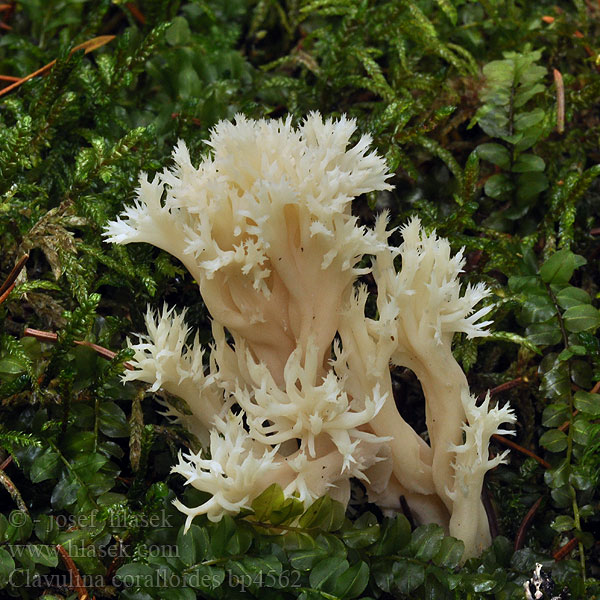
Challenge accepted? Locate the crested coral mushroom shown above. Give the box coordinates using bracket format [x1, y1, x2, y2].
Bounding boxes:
[104, 112, 515, 559]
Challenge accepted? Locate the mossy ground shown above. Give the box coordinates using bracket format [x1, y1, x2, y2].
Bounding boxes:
[0, 1, 599, 598]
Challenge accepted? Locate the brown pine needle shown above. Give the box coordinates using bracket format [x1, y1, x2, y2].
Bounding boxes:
[481, 377, 524, 399]
[0, 35, 115, 98]
[23, 327, 134, 370]
[553, 537, 578, 561]
[125, 2, 146, 24]
[0, 254, 28, 297]
[492, 434, 551, 469]
[0, 281, 16, 306]
[514, 496, 543, 550]
[56, 544, 91, 600]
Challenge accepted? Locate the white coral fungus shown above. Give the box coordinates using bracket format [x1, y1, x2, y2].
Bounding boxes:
[105, 112, 515, 559]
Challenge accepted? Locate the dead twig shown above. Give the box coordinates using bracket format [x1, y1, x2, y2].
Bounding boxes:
[0, 468, 29, 514]
[553, 69, 565, 134]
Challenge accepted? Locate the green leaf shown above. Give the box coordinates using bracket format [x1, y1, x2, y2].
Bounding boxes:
[309, 556, 349, 590]
[0, 358, 26, 376]
[186, 564, 225, 590]
[409, 524, 444, 561]
[99, 402, 129, 437]
[572, 417, 592, 446]
[526, 321, 561, 346]
[512, 154, 545, 173]
[574, 391, 600, 417]
[484, 173, 513, 199]
[251, 483, 284, 521]
[540, 249, 579, 284]
[62, 431, 95, 454]
[514, 128, 544, 152]
[571, 465, 595, 491]
[298, 495, 345, 531]
[27, 543, 59, 567]
[542, 403, 570, 427]
[0, 548, 16, 582]
[539, 428, 568, 452]
[166, 16, 191, 46]
[563, 304, 600, 333]
[432, 536, 464, 568]
[557, 345, 587, 361]
[225, 523, 252, 555]
[71, 453, 108, 477]
[551, 515, 574, 532]
[34, 514, 60, 543]
[556, 286, 592, 309]
[508, 275, 540, 293]
[315, 533, 346, 558]
[160, 588, 196, 600]
[5, 511, 32, 543]
[30, 450, 61, 483]
[516, 171, 548, 201]
[177, 524, 208, 566]
[371, 515, 411, 555]
[51, 473, 79, 509]
[341, 521, 380, 549]
[545, 459, 570, 489]
[333, 561, 369, 599]
[270, 497, 304, 526]
[514, 108, 545, 131]
[289, 546, 328, 571]
[393, 560, 425, 594]
[476, 143, 510, 169]
[514, 83, 546, 107]
[463, 573, 498, 593]
[521, 291, 556, 323]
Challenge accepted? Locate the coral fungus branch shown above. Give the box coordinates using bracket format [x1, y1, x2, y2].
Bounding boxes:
[105, 113, 515, 558]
